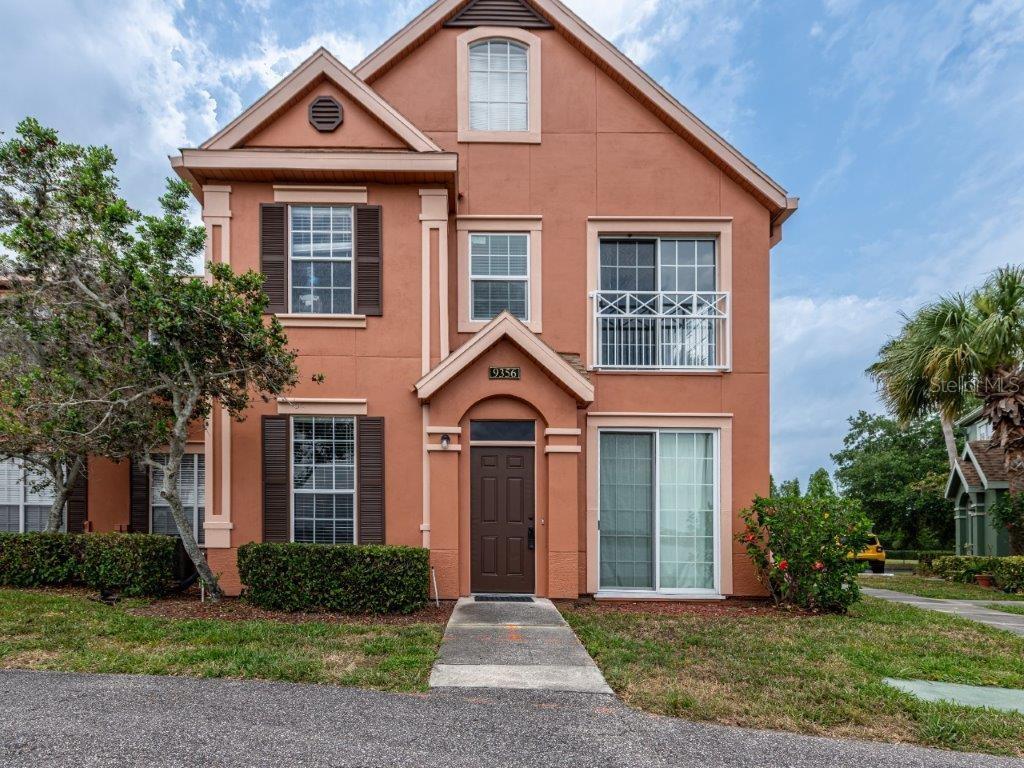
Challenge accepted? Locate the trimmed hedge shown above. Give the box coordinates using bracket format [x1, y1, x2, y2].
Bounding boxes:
[0, 532, 177, 596]
[932, 555, 1002, 584]
[0, 532, 84, 587]
[238, 542, 429, 614]
[994, 557, 1024, 593]
[887, 549, 953, 564]
[80, 533, 177, 597]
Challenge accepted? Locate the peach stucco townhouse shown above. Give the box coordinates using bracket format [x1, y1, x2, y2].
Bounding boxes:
[1, 0, 797, 599]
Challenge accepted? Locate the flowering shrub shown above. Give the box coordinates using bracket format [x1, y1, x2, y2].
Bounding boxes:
[738, 495, 872, 613]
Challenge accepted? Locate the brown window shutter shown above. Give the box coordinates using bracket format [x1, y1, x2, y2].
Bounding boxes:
[357, 416, 385, 544]
[129, 459, 150, 533]
[66, 465, 88, 533]
[354, 204, 383, 316]
[260, 203, 287, 314]
[262, 415, 290, 542]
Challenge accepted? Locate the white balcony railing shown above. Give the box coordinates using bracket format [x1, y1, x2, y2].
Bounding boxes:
[592, 290, 730, 370]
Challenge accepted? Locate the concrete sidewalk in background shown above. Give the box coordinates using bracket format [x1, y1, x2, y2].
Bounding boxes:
[428, 597, 612, 694]
[862, 587, 1024, 636]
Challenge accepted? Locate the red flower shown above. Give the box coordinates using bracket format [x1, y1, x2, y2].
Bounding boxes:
[813, 561, 825, 572]
[743, 533, 756, 544]
[777, 560, 789, 571]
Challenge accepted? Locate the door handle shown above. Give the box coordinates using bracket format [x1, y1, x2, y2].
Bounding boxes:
[527, 526, 535, 551]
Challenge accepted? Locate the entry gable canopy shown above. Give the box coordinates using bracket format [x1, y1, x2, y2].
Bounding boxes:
[415, 312, 594, 403]
[200, 47, 442, 153]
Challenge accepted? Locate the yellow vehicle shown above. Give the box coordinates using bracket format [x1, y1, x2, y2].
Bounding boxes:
[854, 535, 886, 573]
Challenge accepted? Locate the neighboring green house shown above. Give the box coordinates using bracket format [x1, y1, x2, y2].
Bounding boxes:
[945, 409, 1012, 556]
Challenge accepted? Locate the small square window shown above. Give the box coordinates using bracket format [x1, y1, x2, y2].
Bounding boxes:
[470, 232, 530, 322]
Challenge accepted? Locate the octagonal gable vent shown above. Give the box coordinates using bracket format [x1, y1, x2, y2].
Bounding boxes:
[309, 96, 343, 132]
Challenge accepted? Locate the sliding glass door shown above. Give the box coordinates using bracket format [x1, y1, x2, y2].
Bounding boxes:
[599, 430, 718, 594]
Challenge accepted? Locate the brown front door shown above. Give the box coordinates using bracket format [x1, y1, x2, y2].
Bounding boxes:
[471, 446, 535, 594]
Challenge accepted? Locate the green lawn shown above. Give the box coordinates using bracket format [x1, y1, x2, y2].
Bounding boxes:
[992, 604, 1024, 617]
[0, 589, 443, 691]
[860, 574, 1024, 601]
[561, 598, 1024, 757]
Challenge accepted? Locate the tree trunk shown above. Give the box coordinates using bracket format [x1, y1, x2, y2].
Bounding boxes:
[154, 442, 223, 601]
[939, 414, 958, 473]
[1009, 475, 1024, 556]
[44, 455, 83, 533]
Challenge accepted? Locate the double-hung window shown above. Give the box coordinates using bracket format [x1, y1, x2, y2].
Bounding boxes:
[0, 458, 56, 533]
[150, 453, 205, 542]
[598, 430, 719, 593]
[292, 416, 356, 544]
[469, 39, 529, 132]
[596, 238, 725, 369]
[470, 233, 530, 321]
[289, 205, 354, 315]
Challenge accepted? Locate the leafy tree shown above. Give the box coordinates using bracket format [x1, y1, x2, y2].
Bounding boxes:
[0, 118, 137, 530]
[832, 411, 954, 549]
[769, 474, 779, 497]
[778, 478, 801, 498]
[109, 180, 298, 599]
[805, 468, 837, 499]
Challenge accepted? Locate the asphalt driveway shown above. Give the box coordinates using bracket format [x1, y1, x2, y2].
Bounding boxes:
[1, 670, 1021, 767]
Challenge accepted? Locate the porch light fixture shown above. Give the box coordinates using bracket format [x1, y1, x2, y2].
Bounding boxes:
[440, 434, 451, 450]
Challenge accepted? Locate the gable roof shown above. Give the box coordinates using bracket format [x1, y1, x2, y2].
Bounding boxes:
[945, 454, 982, 498]
[415, 312, 594, 402]
[354, 0, 798, 225]
[201, 48, 442, 153]
[966, 440, 1010, 487]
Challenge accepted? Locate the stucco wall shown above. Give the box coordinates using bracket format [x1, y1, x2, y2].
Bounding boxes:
[371, 27, 772, 595]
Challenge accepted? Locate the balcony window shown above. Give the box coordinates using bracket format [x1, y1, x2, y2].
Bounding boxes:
[595, 238, 727, 369]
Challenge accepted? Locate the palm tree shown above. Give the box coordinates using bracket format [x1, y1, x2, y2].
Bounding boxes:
[869, 266, 1024, 549]
[868, 294, 974, 472]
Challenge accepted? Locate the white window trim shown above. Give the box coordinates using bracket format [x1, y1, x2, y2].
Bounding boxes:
[0, 458, 63, 533]
[287, 204, 356, 317]
[149, 452, 204, 538]
[456, 27, 542, 144]
[469, 231, 531, 323]
[288, 415, 359, 545]
[594, 427, 722, 598]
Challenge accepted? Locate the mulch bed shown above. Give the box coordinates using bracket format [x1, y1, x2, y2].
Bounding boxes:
[556, 597, 817, 618]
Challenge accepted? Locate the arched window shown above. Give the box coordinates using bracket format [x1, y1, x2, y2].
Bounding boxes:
[468, 39, 529, 132]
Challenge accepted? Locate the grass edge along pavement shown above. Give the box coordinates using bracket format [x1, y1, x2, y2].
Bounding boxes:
[560, 596, 1024, 757]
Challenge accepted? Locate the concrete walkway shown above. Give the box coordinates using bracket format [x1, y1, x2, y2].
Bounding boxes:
[863, 587, 1024, 636]
[428, 596, 612, 694]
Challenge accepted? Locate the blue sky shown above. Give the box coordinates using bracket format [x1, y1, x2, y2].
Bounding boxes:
[2, 0, 1022, 486]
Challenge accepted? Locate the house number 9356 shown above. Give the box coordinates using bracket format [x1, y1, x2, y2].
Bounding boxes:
[489, 367, 521, 380]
